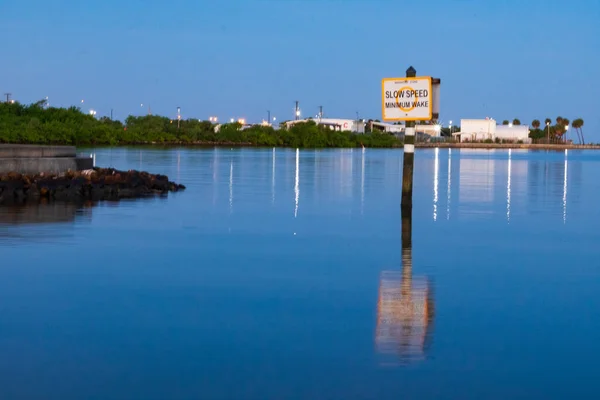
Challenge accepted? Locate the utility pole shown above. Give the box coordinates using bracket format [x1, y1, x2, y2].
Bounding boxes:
[319, 105, 323, 121]
[177, 106, 181, 129]
[401, 66, 417, 212]
[110, 109, 113, 120]
[295, 101, 299, 120]
[267, 110, 271, 125]
[4, 93, 11, 103]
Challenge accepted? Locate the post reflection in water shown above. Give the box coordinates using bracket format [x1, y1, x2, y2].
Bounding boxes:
[375, 207, 435, 365]
[294, 148, 299, 218]
[433, 148, 439, 221]
[563, 150, 568, 224]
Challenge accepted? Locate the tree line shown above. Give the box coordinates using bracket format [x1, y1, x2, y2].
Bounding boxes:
[502, 117, 586, 144]
[0, 100, 402, 148]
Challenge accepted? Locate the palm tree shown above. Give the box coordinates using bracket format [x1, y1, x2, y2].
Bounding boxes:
[556, 116, 563, 125]
[571, 119, 582, 144]
[573, 118, 585, 145]
[562, 118, 570, 143]
[532, 119, 541, 129]
[554, 124, 565, 142]
[502, 120, 509, 125]
[544, 118, 552, 143]
[512, 119, 521, 126]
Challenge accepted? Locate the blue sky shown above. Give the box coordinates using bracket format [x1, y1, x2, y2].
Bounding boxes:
[1, 0, 599, 138]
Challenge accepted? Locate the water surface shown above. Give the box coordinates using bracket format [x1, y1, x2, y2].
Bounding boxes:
[1, 147, 599, 399]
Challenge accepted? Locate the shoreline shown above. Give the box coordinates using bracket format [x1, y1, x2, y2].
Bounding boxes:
[81, 142, 596, 151]
[2, 141, 598, 151]
[415, 143, 600, 150]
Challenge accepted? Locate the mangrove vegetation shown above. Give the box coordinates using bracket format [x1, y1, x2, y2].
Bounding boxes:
[0, 100, 402, 148]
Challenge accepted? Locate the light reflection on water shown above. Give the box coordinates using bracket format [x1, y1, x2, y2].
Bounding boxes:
[1, 147, 600, 399]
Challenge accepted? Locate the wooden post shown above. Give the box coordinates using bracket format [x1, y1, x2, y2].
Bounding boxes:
[401, 66, 417, 212]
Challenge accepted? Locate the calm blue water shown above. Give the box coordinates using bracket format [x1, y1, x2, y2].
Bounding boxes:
[1, 147, 600, 399]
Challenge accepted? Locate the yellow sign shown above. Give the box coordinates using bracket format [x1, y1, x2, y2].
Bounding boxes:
[381, 77, 432, 121]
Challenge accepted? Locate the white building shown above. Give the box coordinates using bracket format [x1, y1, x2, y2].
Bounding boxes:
[454, 119, 531, 143]
[415, 124, 442, 137]
[455, 118, 497, 141]
[283, 118, 444, 137]
[371, 122, 441, 137]
[284, 118, 365, 133]
[495, 125, 530, 142]
[371, 121, 403, 134]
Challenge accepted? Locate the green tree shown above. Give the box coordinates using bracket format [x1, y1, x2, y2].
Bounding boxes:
[562, 118, 570, 142]
[502, 120, 509, 125]
[532, 119, 541, 129]
[572, 118, 585, 144]
[512, 119, 521, 126]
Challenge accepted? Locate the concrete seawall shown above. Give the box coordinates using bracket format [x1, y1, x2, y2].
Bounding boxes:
[0, 144, 93, 174]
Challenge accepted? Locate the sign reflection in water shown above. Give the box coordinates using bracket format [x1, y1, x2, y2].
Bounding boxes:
[375, 207, 435, 365]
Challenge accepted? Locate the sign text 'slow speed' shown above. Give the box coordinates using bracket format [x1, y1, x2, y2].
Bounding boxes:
[382, 77, 432, 121]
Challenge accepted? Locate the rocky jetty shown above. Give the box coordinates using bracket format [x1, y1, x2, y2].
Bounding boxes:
[0, 167, 186, 205]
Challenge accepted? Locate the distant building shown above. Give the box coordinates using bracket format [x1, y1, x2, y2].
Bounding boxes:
[453, 118, 531, 143]
[495, 125, 530, 142]
[284, 118, 365, 133]
[282, 118, 444, 138]
[371, 121, 404, 134]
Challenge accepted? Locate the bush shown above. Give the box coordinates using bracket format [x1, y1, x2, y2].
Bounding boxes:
[0, 101, 403, 148]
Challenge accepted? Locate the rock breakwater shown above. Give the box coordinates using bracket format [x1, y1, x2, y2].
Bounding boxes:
[0, 167, 185, 205]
